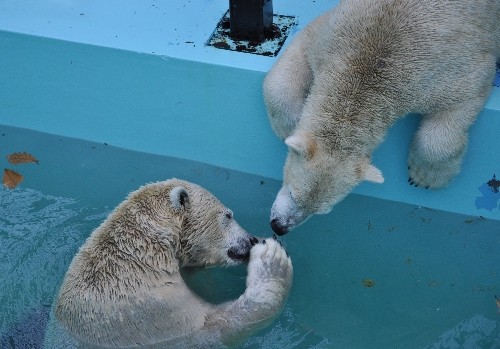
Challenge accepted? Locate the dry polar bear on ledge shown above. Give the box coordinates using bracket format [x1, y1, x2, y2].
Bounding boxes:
[47, 179, 292, 349]
[264, 0, 500, 235]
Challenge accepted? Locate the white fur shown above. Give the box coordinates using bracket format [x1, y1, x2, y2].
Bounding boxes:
[264, 0, 500, 234]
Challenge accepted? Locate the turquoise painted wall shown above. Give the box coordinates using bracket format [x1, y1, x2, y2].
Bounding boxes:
[1, 4, 499, 220]
[0, 31, 287, 180]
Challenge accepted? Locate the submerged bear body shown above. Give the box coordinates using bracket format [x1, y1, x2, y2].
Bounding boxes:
[46, 179, 292, 348]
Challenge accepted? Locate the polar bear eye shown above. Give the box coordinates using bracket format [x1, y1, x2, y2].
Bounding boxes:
[225, 211, 233, 220]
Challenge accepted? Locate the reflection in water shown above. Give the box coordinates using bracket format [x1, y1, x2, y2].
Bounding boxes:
[242, 307, 330, 349]
[0, 187, 105, 348]
[424, 314, 500, 349]
[0, 125, 499, 348]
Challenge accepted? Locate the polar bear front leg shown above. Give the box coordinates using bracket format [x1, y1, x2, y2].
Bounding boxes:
[244, 237, 293, 309]
[263, 33, 312, 140]
[204, 238, 292, 346]
[408, 97, 487, 188]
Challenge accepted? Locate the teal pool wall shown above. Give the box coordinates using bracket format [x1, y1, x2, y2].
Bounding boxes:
[1, 2, 500, 348]
[1, 0, 499, 221]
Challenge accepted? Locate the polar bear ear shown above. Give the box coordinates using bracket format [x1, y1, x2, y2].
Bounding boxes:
[169, 186, 189, 210]
[285, 133, 317, 160]
[363, 163, 384, 183]
[358, 157, 384, 183]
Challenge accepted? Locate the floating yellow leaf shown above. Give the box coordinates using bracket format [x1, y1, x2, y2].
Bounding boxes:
[7, 152, 39, 165]
[3, 169, 23, 189]
[362, 279, 375, 287]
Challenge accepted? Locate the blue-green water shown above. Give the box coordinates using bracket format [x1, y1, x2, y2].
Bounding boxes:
[1, 125, 499, 348]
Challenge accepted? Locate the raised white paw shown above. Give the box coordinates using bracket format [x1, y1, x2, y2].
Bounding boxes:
[245, 238, 293, 306]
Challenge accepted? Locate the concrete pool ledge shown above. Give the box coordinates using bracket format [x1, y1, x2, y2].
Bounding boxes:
[1, 0, 499, 221]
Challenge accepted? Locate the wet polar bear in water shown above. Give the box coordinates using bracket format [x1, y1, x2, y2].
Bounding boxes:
[264, 0, 500, 235]
[46, 179, 292, 348]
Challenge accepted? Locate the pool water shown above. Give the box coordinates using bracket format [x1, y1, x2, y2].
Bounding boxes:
[0, 125, 499, 349]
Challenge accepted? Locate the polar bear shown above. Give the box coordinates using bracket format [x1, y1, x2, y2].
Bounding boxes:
[49, 179, 293, 348]
[264, 0, 500, 235]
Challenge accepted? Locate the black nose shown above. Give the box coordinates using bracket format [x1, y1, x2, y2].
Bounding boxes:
[227, 247, 250, 261]
[227, 236, 258, 262]
[250, 236, 259, 245]
[270, 218, 288, 236]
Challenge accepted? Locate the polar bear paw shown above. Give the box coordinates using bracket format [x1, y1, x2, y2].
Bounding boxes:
[407, 151, 461, 189]
[245, 238, 293, 306]
[407, 114, 470, 189]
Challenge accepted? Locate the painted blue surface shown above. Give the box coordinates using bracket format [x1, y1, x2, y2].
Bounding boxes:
[0, 0, 499, 222]
[355, 108, 500, 220]
[0, 0, 337, 72]
[0, 2, 499, 347]
[0, 30, 285, 179]
[0, 126, 499, 348]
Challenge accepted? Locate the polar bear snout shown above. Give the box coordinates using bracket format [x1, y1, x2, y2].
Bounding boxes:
[270, 218, 288, 236]
[227, 236, 258, 262]
[270, 184, 308, 235]
[270, 210, 308, 236]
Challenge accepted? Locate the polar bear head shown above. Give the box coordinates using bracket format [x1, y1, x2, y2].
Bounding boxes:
[165, 180, 258, 267]
[270, 132, 384, 235]
[109, 179, 257, 269]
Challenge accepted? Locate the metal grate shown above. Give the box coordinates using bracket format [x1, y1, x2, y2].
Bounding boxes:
[206, 10, 297, 57]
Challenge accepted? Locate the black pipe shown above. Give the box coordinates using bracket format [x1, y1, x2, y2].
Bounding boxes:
[229, 0, 273, 42]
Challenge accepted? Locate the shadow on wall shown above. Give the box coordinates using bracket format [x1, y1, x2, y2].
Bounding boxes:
[494, 62, 500, 87]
